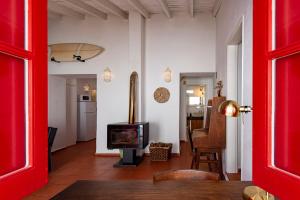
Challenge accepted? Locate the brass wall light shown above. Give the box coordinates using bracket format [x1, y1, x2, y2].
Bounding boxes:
[218, 100, 252, 117]
[103, 67, 112, 82]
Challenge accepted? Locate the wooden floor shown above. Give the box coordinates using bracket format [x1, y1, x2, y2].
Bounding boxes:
[25, 140, 239, 199]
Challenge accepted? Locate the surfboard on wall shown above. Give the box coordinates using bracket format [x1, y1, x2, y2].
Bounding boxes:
[49, 43, 105, 62]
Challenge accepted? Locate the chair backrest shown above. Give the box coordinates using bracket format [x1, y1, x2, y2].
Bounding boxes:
[188, 100, 213, 152]
[153, 170, 220, 183]
[48, 127, 57, 148]
[207, 96, 226, 148]
[204, 99, 212, 130]
[192, 97, 226, 149]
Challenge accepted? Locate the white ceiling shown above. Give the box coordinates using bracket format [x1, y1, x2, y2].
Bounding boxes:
[48, 0, 221, 20]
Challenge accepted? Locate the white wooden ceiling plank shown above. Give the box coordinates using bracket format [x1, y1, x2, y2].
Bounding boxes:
[48, 10, 63, 20]
[157, 0, 172, 18]
[66, 0, 108, 19]
[48, 1, 85, 20]
[128, 0, 150, 18]
[212, 0, 222, 17]
[94, 0, 128, 19]
[189, 0, 194, 17]
[49, 0, 217, 18]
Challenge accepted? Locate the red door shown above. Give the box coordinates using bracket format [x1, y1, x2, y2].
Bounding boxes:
[0, 0, 48, 199]
[253, 0, 300, 199]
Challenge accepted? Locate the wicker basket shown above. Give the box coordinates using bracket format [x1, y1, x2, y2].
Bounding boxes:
[149, 143, 172, 161]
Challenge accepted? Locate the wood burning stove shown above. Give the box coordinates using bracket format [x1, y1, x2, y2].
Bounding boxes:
[107, 123, 149, 149]
[107, 72, 149, 167]
[107, 122, 149, 167]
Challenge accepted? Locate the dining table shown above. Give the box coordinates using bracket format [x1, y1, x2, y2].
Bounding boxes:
[51, 180, 251, 200]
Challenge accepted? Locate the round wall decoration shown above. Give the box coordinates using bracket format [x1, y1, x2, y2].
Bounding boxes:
[154, 87, 170, 103]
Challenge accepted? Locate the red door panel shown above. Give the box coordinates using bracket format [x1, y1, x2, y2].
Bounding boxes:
[276, 0, 300, 48]
[0, 0, 24, 48]
[254, 0, 300, 199]
[0, 54, 25, 176]
[275, 53, 300, 176]
[0, 0, 48, 199]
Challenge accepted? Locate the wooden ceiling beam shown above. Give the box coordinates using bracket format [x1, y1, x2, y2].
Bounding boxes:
[189, 0, 194, 17]
[128, 0, 150, 19]
[48, 10, 63, 20]
[157, 0, 171, 18]
[212, 0, 222, 17]
[94, 0, 128, 19]
[48, 1, 85, 20]
[66, 0, 108, 19]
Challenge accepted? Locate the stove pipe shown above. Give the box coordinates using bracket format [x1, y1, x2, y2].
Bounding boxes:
[128, 71, 138, 124]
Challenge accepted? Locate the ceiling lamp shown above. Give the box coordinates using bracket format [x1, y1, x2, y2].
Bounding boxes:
[83, 84, 90, 91]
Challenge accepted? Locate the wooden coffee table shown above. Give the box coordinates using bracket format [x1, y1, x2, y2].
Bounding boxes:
[51, 180, 251, 200]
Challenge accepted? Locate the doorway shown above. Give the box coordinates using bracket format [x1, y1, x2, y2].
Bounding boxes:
[48, 74, 98, 169]
[179, 73, 216, 142]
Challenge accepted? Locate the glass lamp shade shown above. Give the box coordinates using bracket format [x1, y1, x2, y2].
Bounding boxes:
[103, 67, 112, 82]
[164, 67, 172, 83]
[218, 100, 240, 117]
[218, 100, 253, 117]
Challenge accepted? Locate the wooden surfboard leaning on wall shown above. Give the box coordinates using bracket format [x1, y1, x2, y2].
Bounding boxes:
[49, 43, 105, 62]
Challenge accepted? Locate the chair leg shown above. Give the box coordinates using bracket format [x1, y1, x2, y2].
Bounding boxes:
[191, 154, 196, 169]
[48, 148, 52, 172]
[217, 150, 224, 180]
[207, 154, 212, 171]
[211, 153, 217, 171]
[195, 149, 201, 169]
[191, 149, 197, 169]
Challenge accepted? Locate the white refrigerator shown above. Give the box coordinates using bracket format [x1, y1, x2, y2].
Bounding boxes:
[77, 101, 97, 141]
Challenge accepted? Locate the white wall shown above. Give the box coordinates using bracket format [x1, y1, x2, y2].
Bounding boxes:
[48, 76, 67, 151]
[48, 15, 130, 154]
[48, 12, 216, 154]
[216, 0, 253, 180]
[48, 76, 78, 151]
[145, 13, 216, 153]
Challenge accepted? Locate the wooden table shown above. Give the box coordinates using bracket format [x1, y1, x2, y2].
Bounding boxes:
[51, 180, 251, 200]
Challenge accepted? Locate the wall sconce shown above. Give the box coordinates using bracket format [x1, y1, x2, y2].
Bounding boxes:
[164, 67, 172, 83]
[103, 67, 112, 82]
[218, 100, 252, 117]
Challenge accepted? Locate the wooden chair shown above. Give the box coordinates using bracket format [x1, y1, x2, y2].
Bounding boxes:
[153, 169, 220, 183]
[188, 100, 212, 169]
[192, 97, 226, 180]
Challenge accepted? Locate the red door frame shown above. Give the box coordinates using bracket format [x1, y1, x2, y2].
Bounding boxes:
[0, 0, 48, 199]
[253, 0, 300, 199]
